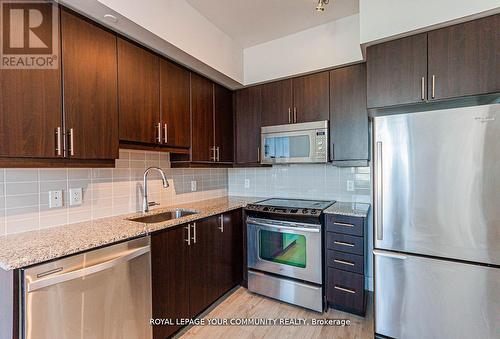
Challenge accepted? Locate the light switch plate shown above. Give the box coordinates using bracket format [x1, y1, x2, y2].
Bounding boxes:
[49, 190, 63, 208]
[69, 188, 83, 206]
[191, 181, 197, 192]
[244, 179, 250, 189]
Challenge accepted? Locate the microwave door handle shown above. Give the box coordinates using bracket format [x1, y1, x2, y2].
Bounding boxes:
[248, 220, 320, 233]
[26, 245, 150, 292]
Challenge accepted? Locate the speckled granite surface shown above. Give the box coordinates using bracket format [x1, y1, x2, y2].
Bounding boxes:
[0, 196, 260, 271]
[324, 201, 371, 218]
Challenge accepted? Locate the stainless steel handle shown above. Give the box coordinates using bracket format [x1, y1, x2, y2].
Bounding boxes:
[210, 146, 216, 162]
[248, 220, 320, 233]
[373, 250, 407, 260]
[156, 123, 162, 143]
[191, 222, 197, 243]
[333, 259, 355, 267]
[27, 245, 150, 292]
[293, 107, 297, 123]
[185, 225, 191, 246]
[68, 128, 74, 156]
[163, 124, 168, 144]
[216, 146, 220, 162]
[55, 127, 62, 156]
[288, 107, 292, 123]
[431, 75, 436, 99]
[334, 240, 354, 247]
[421, 76, 425, 100]
[334, 286, 356, 294]
[376, 141, 383, 241]
[257, 147, 260, 162]
[334, 222, 354, 228]
[219, 215, 224, 232]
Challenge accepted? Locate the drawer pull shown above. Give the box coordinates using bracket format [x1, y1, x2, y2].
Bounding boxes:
[334, 222, 354, 228]
[334, 285, 356, 294]
[333, 259, 355, 267]
[334, 241, 354, 247]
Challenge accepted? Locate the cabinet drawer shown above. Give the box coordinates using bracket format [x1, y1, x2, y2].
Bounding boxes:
[326, 250, 364, 274]
[327, 268, 365, 315]
[326, 214, 364, 236]
[326, 233, 364, 255]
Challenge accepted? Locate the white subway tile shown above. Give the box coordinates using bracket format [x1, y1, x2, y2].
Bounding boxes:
[39, 169, 67, 181]
[5, 169, 38, 182]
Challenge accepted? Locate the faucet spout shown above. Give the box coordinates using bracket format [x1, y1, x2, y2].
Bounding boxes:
[142, 167, 169, 213]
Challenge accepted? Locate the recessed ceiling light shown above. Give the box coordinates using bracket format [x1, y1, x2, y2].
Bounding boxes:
[103, 14, 118, 23]
[316, 0, 330, 12]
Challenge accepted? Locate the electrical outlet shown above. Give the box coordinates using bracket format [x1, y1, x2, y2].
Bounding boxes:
[49, 190, 63, 208]
[347, 180, 355, 192]
[191, 181, 197, 192]
[244, 179, 250, 189]
[69, 188, 83, 206]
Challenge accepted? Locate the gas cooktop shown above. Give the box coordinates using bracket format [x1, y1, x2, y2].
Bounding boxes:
[246, 198, 335, 216]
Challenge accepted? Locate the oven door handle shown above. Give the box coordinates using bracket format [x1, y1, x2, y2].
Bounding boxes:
[247, 220, 320, 233]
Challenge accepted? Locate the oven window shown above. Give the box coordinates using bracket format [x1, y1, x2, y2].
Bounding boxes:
[264, 135, 310, 159]
[259, 230, 306, 268]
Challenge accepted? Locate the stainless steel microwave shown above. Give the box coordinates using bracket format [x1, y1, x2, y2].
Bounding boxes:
[260, 121, 328, 164]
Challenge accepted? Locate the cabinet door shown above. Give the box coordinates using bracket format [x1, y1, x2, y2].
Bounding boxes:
[191, 74, 214, 162]
[292, 72, 329, 123]
[214, 84, 234, 163]
[118, 38, 160, 144]
[261, 79, 292, 126]
[0, 13, 61, 158]
[428, 14, 500, 100]
[367, 34, 428, 108]
[160, 59, 190, 148]
[61, 10, 118, 160]
[151, 226, 190, 339]
[217, 209, 243, 296]
[189, 217, 219, 317]
[330, 64, 369, 163]
[235, 86, 262, 164]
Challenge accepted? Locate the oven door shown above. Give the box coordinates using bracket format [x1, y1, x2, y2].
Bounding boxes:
[247, 217, 322, 284]
[261, 129, 317, 164]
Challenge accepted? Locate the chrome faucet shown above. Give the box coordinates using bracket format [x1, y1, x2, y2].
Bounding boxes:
[142, 167, 169, 213]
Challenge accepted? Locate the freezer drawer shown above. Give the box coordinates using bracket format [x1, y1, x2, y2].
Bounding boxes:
[374, 250, 500, 339]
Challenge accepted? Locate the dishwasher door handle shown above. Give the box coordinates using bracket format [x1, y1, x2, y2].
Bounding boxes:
[27, 245, 150, 292]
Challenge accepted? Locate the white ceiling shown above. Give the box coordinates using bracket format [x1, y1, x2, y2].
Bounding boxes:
[186, 0, 359, 48]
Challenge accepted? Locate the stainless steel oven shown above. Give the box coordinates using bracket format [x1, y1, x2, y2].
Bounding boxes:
[247, 217, 322, 284]
[260, 121, 328, 164]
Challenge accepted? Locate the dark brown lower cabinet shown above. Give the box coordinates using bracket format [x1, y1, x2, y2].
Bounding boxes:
[151, 210, 243, 339]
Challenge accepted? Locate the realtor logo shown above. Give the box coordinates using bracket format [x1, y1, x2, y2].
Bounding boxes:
[1, 0, 58, 69]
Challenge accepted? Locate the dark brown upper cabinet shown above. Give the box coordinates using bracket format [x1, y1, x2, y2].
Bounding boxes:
[61, 9, 118, 160]
[118, 38, 160, 144]
[366, 33, 428, 109]
[330, 64, 369, 166]
[234, 86, 262, 164]
[0, 45, 61, 158]
[160, 59, 191, 148]
[292, 72, 330, 123]
[191, 73, 215, 162]
[214, 84, 234, 163]
[427, 14, 500, 100]
[261, 79, 293, 126]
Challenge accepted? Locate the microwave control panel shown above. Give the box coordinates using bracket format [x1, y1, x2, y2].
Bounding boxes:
[315, 130, 328, 161]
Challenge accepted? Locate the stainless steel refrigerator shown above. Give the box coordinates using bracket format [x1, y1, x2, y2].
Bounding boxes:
[373, 104, 500, 339]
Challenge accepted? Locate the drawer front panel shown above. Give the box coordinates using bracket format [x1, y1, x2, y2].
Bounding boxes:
[327, 268, 365, 314]
[327, 250, 364, 274]
[326, 214, 364, 236]
[326, 232, 363, 255]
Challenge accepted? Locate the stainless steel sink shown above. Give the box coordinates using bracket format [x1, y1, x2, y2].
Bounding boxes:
[129, 209, 198, 223]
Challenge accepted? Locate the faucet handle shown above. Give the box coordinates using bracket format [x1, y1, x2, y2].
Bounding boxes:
[148, 201, 160, 207]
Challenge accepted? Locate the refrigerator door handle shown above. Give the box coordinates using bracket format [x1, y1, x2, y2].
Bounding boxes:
[373, 249, 407, 260]
[375, 141, 383, 240]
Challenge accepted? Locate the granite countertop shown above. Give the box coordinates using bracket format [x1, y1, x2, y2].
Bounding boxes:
[0, 196, 261, 271]
[324, 201, 371, 218]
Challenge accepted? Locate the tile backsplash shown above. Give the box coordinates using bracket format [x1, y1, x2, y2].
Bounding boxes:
[0, 150, 228, 235]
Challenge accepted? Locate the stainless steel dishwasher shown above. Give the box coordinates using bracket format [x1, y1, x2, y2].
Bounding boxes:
[21, 236, 152, 339]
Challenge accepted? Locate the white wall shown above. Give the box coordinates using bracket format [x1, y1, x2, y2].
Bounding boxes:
[360, 0, 500, 44]
[96, 0, 244, 83]
[243, 14, 363, 85]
